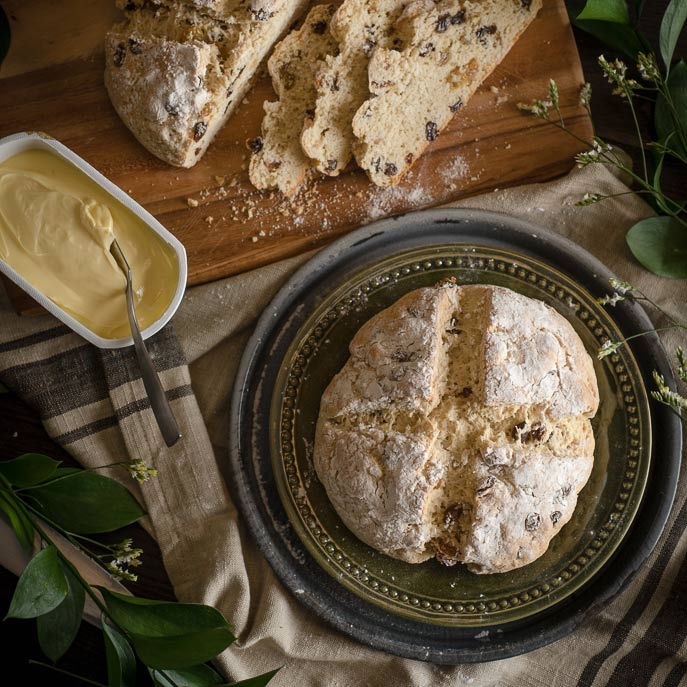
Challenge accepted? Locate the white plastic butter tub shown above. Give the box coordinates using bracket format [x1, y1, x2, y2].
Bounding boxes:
[0, 132, 188, 349]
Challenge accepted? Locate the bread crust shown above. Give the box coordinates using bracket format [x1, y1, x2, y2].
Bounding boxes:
[313, 284, 599, 573]
[104, 0, 308, 167]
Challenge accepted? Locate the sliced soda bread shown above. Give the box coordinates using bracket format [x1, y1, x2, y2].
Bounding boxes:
[352, 0, 542, 186]
[300, 0, 411, 177]
[249, 5, 339, 195]
[104, 0, 308, 167]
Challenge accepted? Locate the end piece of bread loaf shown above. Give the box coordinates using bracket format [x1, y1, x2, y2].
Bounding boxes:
[300, 0, 410, 177]
[249, 5, 339, 195]
[352, 0, 542, 186]
[314, 284, 599, 573]
[104, 0, 308, 167]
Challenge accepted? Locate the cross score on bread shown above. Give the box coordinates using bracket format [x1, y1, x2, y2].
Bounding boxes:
[314, 284, 598, 574]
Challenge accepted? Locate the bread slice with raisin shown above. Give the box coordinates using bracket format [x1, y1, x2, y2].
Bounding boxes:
[352, 0, 542, 186]
[104, 0, 308, 167]
[249, 5, 339, 195]
[300, 0, 411, 177]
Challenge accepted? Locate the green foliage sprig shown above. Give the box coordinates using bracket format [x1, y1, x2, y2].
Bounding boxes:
[0, 453, 278, 687]
[519, 0, 687, 279]
[597, 277, 686, 422]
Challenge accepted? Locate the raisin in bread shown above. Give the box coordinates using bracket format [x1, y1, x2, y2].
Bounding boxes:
[352, 0, 542, 186]
[314, 284, 599, 573]
[300, 0, 411, 176]
[249, 5, 339, 195]
[104, 0, 308, 167]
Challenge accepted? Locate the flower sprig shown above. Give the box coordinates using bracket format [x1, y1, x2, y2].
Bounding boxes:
[126, 456, 158, 483]
[104, 538, 143, 582]
[596, 278, 686, 422]
[518, 47, 687, 279]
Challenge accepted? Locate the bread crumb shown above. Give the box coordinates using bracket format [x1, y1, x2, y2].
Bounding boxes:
[205, 216, 214, 224]
[251, 236, 258, 243]
[490, 85, 499, 94]
[187, 198, 199, 208]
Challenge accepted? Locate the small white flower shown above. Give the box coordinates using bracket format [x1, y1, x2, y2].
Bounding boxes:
[651, 370, 687, 411]
[548, 79, 560, 109]
[577, 192, 604, 207]
[676, 347, 687, 383]
[105, 560, 139, 582]
[637, 52, 660, 82]
[598, 292, 625, 306]
[579, 82, 592, 109]
[576, 139, 613, 167]
[127, 457, 158, 483]
[517, 99, 553, 119]
[609, 278, 633, 294]
[598, 339, 622, 359]
[112, 538, 143, 566]
[105, 539, 143, 581]
[598, 55, 640, 97]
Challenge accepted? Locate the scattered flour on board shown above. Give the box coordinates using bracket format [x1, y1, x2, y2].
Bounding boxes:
[442, 155, 469, 186]
[365, 183, 433, 221]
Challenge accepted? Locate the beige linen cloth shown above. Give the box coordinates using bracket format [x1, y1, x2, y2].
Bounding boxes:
[1, 161, 686, 687]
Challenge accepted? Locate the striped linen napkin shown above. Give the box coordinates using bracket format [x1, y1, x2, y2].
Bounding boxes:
[1, 160, 686, 687]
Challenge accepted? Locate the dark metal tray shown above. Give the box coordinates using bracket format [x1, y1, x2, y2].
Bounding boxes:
[227, 209, 681, 663]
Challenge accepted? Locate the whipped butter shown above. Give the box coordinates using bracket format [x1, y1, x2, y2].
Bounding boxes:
[0, 149, 179, 339]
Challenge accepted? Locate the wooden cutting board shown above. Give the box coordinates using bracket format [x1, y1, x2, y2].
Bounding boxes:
[0, 0, 592, 314]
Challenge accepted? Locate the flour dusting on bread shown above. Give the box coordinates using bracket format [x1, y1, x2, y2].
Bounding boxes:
[314, 284, 598, 573]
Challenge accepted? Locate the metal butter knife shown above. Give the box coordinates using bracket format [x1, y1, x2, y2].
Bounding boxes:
[110, 239, 181, 447]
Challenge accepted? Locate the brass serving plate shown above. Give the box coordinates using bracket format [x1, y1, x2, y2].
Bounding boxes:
[270, 244, 651, 627]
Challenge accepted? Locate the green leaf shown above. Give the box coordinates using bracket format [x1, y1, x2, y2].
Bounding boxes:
[577, 0, 630, 24]
[52, 467, 82, 478]
[103, 620, 137, 687]
[571, 18, 645, 60]
[37, 562, 85, 662]
[655, 60, 687, 157]
[152, 667, 281, 687]
[152, 664, 225, 687]
[627, 216, 687, 278]
[133, 632, 235, 670]
[660, 0, 687, 71]
[29, 472, 145, 534]
[227, 669, 281, 687]
[0, 492, 35, 551]
[0, 6, 10, 66]
[99, 589, 235, 670]
[5, 546, 68, 619]
[0, 454, 60, 488]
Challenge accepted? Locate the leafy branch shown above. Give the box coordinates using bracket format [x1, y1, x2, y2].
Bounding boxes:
[519, 0, 687, 279]
[0, 454, 278, 687]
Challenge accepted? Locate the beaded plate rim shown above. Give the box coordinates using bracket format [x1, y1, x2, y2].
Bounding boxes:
[270, 244, 651, 626]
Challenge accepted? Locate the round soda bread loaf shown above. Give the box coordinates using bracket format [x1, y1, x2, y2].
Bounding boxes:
[313, 284, 599, 573]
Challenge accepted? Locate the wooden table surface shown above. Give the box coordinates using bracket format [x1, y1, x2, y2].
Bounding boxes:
[1, 2, 685, 684]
